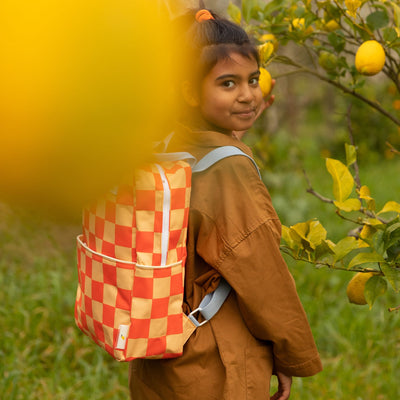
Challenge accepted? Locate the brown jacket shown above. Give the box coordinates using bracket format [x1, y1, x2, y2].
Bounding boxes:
[129, 125, 322, 399]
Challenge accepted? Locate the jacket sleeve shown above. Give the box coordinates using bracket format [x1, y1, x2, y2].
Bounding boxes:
[192, 154, 323, 377]
[217, 219, 322, 377]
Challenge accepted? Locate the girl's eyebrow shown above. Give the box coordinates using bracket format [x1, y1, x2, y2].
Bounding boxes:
[215, 73, 237, 81]
[215, 70, 260, 81]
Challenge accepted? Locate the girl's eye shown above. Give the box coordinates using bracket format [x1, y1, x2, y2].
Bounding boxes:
[222, 80, 235, 88]
[249, 77, 259, 85]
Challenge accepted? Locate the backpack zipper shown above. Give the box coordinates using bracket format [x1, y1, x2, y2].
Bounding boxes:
[155, 164, 170, 266]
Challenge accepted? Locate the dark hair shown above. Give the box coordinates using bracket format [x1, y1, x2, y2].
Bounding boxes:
[172, 9, 259, 83]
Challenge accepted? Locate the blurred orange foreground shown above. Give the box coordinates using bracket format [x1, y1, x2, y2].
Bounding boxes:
[0, 0, 175, 217]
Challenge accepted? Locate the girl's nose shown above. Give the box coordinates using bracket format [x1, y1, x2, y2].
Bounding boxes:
[237, 84, 253, 102]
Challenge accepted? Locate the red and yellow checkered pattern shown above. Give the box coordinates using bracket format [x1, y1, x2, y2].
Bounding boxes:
[75, 160, 192, 361]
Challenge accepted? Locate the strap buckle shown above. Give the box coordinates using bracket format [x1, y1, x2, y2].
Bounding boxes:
[188, 307, 209, 327]
[187, 278, 232, 328]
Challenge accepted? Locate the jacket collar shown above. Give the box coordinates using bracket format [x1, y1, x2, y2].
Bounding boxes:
[170, 123, 254, 159]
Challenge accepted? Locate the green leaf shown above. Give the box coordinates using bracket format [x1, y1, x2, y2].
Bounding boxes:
[242, 0, 261, 23]
[334, 198, 361, 212]
[287, 220, 327, 251]
[307, 220, 327, 246]
[383, 221, 400, 252]
[377, 201, 400, 215]
[227, 2, 242, 24]
[358, 185, 376, 212]
[333, 236, 358, 262]
[386, 221, 400, 237]
[365, 276, 387, 309]
[386, 243, 400, 261]
[328, 32, 346, 53]
[366, 10, 389, 31]
[326, 158, 354, 202]
[362, 217, 384, 227]
[380, 263, 400, 292]
[383, 27, 398, 43]
[371, 230, 386, 256]
[281, 225, 295, 247]
[294, 6, 305, 18]
[263, 0, 289, 15]
[345, 143, 357, 166]
[359, 224, 376, 244]
[391, 2, 400, 28]
[289, 221, 308, 240]
[347, 251, 386, 269]
[287, 225, 307, 250]
[315, 240, 335, 263]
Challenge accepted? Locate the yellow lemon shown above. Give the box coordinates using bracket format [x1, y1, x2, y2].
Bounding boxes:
[355, 40, 386, 76]
[324, 20, 340, 32]
[258, 42, 274, 64]
[259, 68, 272, 97]
[346, 272, 375, 305]
[259, 33, 279, 52]
[292, 18, 305, 30]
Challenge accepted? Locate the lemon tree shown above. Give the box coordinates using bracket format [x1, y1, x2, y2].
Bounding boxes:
[227, 0, 400, 311]
[279, 143, 400, 310]
[228, 0, 400, 126]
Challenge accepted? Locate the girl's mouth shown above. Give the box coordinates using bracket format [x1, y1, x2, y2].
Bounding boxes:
[233, 109, 256, 118]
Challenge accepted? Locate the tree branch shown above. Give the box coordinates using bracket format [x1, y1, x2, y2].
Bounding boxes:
[386, 141, 400, 156]
[346, 105, 362, 189]
[273, 57, 400, 127]
[281, 247, 383, 273]
[303, 169, 334, 203]
[310, 69, 400, 126]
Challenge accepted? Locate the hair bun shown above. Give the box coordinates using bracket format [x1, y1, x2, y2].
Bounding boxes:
[195, 9, 214, 22]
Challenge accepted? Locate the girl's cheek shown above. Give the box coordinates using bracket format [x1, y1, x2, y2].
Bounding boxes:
[256, 91, 263, 107]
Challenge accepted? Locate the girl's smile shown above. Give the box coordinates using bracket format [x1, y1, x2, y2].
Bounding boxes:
[196, 52, 263, 135]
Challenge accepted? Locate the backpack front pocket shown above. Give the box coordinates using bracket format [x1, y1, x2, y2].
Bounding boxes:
[75, 235, 185, 361]
[75, 235, 135, 361]
[128, 262, 185, 359]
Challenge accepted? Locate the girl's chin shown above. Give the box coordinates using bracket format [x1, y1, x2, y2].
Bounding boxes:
[232, 122, 254, 132]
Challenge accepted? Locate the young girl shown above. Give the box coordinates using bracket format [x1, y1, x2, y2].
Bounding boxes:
[129, 8, 322, 400]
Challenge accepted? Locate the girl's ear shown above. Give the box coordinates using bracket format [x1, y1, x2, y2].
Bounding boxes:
[181, 81, 199, 107]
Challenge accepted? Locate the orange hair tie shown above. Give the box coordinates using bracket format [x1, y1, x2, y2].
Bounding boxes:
[195, 9, 214, 22]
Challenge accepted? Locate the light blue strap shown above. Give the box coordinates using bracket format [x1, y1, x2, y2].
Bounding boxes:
[186, 147, 260, 329]
[155, 146, 260, 330]
[192, 146, 261, 179]
[155, 146, 260, 178]
[187, 279, 232, 327]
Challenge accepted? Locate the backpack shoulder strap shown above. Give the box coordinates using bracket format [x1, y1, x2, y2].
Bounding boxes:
[184, 146, 261, 333]
[187, 278, 232, 328]
[192, 145, 261, 179]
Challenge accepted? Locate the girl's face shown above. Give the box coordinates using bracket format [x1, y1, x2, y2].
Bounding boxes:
[196, 52, 263, 135]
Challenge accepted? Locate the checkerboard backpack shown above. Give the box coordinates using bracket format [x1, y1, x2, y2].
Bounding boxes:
[74, 146, 260, 361]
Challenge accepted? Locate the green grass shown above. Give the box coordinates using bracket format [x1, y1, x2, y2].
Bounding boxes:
[267, 154, 400, 399]
[1, 156, 400, 399]
[282, 262, 400, 400]
[0, 205, 129, 400]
